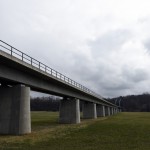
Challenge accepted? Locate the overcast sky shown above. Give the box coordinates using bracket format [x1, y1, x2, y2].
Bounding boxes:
[1, 0, 150, 98]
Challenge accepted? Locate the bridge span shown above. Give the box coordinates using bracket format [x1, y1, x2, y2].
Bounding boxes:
[0, 40, 120, 135]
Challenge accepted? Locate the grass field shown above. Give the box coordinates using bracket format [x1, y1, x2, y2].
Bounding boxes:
[0, 112, 150, 150]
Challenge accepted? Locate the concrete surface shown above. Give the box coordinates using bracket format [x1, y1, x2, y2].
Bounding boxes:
[97, 105, 105, 117]
[59, 97, 80, 124]
[0, 85, 31, 135]
[105, 106, 110, 116]
[82, 102, 97, 119]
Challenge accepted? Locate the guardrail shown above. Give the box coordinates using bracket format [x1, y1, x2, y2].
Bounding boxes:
[0, 40, 104, 100]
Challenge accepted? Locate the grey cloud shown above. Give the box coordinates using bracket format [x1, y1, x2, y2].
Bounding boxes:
[144, 39, 150, 53]
[100, 67, 149, 97]
[122, 67, 149, 83]
[89, 29, 131, 58]
[65, 53, 131, 97]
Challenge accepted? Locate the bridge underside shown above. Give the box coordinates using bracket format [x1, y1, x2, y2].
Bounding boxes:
[0, 52, 115, 105]
[0, 61, 98, 102]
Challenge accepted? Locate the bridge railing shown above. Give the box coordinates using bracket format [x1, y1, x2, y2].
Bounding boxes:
[0, 40, 104, 100]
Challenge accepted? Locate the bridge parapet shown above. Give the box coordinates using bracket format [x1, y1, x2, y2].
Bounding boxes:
[0, 40, 103, 100]
[0, 40, 117, 107]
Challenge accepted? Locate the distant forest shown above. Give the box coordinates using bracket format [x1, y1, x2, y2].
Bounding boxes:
[108, 93, 150, 112]
[31, 93, 150, 112]
[31, 96, 60, 111]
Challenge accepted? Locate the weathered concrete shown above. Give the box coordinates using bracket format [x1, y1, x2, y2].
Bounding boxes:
[113, 108, 116, 114]
[115, 108, 118, 114]
[105, 106, 110, 116]
[82, 102, 97, 119]
[109, 107, 112, 115]
[97, 105, 105, 117]
[59, 97, 80, 124]
[112, 108, 114, 114]
[110, 107, 114, 115]
[113, 108, 115, 114]
[0, 85, 31, 135]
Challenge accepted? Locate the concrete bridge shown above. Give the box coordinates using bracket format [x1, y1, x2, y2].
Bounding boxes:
[0, 40, 120, 135]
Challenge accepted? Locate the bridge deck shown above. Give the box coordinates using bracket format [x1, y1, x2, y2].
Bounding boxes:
[0, 40, 116, 107]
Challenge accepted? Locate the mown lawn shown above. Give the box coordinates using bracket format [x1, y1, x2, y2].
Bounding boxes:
[0, 112, 150, 150]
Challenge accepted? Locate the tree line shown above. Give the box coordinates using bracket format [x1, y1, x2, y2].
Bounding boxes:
[31, 93, 150, 112]
[31, 96, 60, 111]
[107, 93, 150, 112]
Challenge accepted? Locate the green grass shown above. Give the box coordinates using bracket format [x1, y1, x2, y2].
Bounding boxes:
[0, 112, 150, 150]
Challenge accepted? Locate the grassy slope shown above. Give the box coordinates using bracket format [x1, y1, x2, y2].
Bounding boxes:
[0, 112, 150, 150]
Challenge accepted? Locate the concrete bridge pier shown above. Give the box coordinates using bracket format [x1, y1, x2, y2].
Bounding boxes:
[113, 108, 115, 114]
[82, 102, 97, 119]
[110, 107, 114, 115]
[97, 105, 105, 117]
[105, 106, 110, 116]
[59, 97, 80, 124]
[110, 107, 112, 115]
[0, 85, 31, 135]
[115, 109, 117, 113]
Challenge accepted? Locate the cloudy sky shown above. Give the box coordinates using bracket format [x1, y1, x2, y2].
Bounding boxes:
[1, 0, 150, 98]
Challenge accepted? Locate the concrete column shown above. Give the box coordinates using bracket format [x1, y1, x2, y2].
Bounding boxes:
[82, 102, 97, 119]
[113, 108, 115, 114]
[59, 97, 80, 124]
[117, 109, 119, 113]
[105, 106, 110, 116]
[116, 108, 118, 113]
[97, 105, 105, 117]
[110, 107, 112, 115]
[0, 85, 31, 135]
[110, 107, 114, 115]
[115, 108, 117, 114]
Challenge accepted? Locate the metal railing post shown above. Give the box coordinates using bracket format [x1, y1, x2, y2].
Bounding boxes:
[56, 71, 57, 78]
[39, 62, 40, 69]
[45, 66, 47, 72]
[11, 47, 12, 56]
[22, 53, 24, 61]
